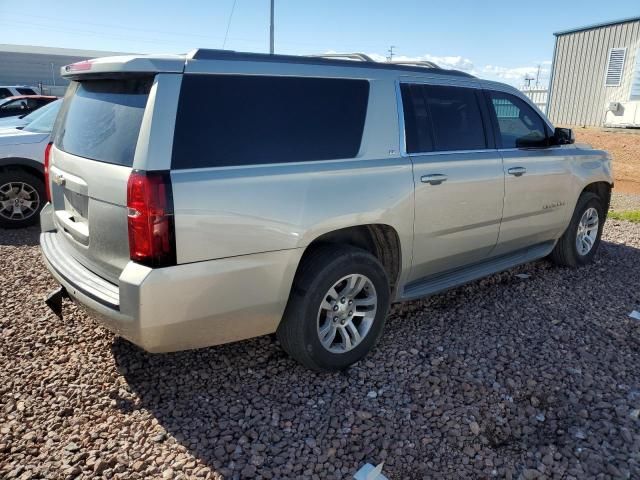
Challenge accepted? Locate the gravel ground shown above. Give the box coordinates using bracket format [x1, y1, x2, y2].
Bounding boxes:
[610, 192, 640, 212]
[1, 223, 640, 480]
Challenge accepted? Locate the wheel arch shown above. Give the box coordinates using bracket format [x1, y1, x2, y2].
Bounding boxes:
[0, 157, 45, 180]
[296, 224, 402, 296]
[580, 181, 612, 212]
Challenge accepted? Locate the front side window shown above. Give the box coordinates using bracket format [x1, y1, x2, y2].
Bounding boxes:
[487, 91, 547, 148]
[400, 83, 487, 153]
[172, 75, 370, 169]
[0, 99, 27, 113]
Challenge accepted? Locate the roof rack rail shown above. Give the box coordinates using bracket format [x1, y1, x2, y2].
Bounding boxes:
[307, 53, 375, 62]
[387, 60, 439, 69]
[189, 49, 475, 78]
[309, 53, 441, 70]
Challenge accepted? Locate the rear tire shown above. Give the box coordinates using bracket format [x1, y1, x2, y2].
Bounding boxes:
[0, 170, 45, 229]
[550, 192, 604, 267]
[277, 245, 390, 371]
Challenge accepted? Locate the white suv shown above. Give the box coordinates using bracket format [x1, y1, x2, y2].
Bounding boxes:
[0, 85, 41, 99]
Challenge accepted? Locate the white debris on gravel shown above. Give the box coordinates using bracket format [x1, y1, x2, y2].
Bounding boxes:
[629, 310, 640, 321]
[1, 221, 640, 479]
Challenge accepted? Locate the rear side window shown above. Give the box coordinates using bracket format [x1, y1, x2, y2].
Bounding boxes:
[0, 88, 12, 99]
[17, 88, 37, 95]
[54, 77, 153, 166]
[400, 84, 433, 153]
[400, 83, 486, 153]
[171, 75, 369, 169]
[487, 91, 547, 148]
[424, 85, 486, 151]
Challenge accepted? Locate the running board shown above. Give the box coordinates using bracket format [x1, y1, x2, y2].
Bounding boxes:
[401, 241, 555, 301]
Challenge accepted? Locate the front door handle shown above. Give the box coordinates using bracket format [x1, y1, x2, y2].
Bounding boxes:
[421, 174, 448, 185]
[507, 167, 527, 177]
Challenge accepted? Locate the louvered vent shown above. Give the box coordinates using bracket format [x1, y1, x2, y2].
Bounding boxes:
[605, 48, 626, 87]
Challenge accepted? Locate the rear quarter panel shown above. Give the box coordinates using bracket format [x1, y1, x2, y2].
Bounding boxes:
[169, 76, 415, 296]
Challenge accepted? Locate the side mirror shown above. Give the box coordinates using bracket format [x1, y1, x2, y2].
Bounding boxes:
[553, 127, 575, 145]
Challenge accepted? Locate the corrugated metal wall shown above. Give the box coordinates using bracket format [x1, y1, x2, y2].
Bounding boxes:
[548, 20, 640, 127]
[0, 51, 89, 88]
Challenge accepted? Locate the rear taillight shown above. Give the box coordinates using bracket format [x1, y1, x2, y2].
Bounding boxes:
[126, 170, 176, 268]
[44, 142, 52, 202]
[64, 60, 93, 72]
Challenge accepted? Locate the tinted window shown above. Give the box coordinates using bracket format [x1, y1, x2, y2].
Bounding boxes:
[17, 88, 37, 95]
[400, 84, 486, 153]
[0, 88, 12, 99]
[400, 84, 433, 153]
[0, 99, 26, 113]
[487, 91, 547, 148]
[424, 85, 486, 151]
[172, 75, 369, 169]
[54, 77, 153, 166]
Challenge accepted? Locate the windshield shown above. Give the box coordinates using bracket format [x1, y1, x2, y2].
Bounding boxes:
[23, 99, 62, 133]
[21, 98, 60, 123]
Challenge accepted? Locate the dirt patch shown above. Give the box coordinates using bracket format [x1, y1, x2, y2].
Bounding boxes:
[573, 127, 640, 195]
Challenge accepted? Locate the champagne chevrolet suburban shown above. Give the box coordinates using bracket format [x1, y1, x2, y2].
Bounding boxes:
[40, 50, 613, 371]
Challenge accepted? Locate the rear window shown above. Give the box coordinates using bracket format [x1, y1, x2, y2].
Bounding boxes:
[171, 74, 370, 169]
[54, 77, 153, 166]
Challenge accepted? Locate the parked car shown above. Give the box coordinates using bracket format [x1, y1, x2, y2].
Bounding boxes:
[0, 99, 61, 227]
[0, 95, 58, 119]
[0, 85, 41, 99]
[40, 50, 613, 371]
[0, 98, 62, 131]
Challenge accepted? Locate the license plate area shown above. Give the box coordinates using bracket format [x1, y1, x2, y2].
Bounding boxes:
[63, 188, 89, 221]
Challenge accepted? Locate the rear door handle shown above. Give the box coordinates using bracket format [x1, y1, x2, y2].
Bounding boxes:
[421, 174, 448, 185]
[507, 167, 527, 177]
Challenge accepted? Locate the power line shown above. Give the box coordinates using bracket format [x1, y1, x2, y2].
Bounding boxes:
[222, 0, 237, 49]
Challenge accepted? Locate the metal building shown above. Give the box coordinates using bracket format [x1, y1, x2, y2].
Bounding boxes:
[547, 16, 640, 127]
[0, 44, 128, 96]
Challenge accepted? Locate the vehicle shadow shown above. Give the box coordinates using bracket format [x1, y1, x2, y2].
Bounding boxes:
[0, 225, 40, 246]
[111, 234, 640, 479]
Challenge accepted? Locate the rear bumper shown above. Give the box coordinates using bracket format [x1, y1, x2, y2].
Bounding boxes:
[40, 230, 302, 352]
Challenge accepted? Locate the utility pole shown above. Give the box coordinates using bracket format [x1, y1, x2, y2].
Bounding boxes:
[387, 45, 395, 62]
[535, 64, 541, 89]
[270, 0, 275, 54]
[524, 74, 533, 89]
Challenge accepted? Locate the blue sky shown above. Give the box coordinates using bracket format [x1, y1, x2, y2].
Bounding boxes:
[0, 0, 638, 87]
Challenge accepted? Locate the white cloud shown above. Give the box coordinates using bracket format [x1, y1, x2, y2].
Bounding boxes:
[482, 64, 550, 82]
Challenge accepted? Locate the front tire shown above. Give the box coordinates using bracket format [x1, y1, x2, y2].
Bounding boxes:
[0, 170, 45, 229]
[277, 245, 390, 371]
[550, 192, 604, 267]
